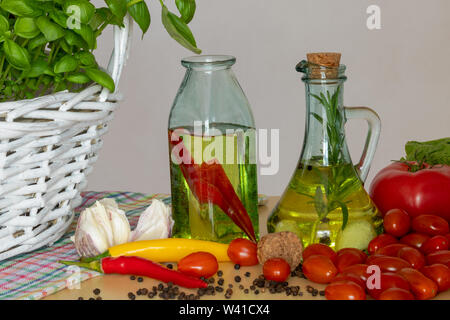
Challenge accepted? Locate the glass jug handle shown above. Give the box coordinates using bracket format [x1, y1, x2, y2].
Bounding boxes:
[344, 106, 381, 183]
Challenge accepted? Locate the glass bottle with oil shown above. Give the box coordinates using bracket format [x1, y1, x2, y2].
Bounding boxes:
[168, 55, 258, 243]
[268, 53, 383, 250]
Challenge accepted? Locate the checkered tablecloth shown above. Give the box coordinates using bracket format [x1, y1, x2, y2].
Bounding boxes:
[0, 192, 171, 300]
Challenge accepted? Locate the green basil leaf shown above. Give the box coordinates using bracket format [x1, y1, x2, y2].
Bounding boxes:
[73, 24, 95, 49]
[28, 34, 47, 50]
[126, 0, 150, 34]
[175, 0, 196, 24]
[0, 0, 40, 17]
[36, 16, 65, 41]
[105, 0, 127, 22]
[161, 5, 200, 54]
[54, 54, 78, 73]
[14, 17, 40, 39]
[89, 7, 112, 30]
[76, 51, 96, 67]
[0, 15, 9, 34]
[64, 0, 96, 25]
[60, 39, 72, 53]
[84, 68, 115, 92]
[65, 30, 88, 49]
[3, 39, 30, 70]
[67, 72, 91, 84]
[49, 10, 68, 28]
[26, 58, 48, 77]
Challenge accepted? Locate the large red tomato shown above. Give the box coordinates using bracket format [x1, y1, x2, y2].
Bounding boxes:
[369, 162, 450, 221]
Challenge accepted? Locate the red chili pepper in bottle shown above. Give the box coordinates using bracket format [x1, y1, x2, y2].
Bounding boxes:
[60, 256, 207, 289]
[169, 132, 256, 242]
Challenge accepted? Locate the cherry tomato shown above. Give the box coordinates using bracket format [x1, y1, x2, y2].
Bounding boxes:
[420, 235, 449, 255]
[366, 254, 386, 265]
[445, 234, 450, 244]
[335, 252, 365, 273]
[397, 247, 426, 270]
[325, 280, 366, 300]
[383, 208, 411, 237]
[370, 256, 411, 272]
[227, 238, 258, 266]
[411, 215, 449, 236]
[367, 272, 410, 300]
[426, 250, 450, 267]
[302, 255, 338, 284]
[368, 234, 398, 255]
[420, 264, 450, 292]
[378, 288, 414, 300]
[262, 258, 290, 282]
[341, 264, 370, 282]
[337, 248, 367, 262]
[332, 273, 366, 290]
[178, 251, 218, 278]
[302, 243, 337, 264]
[400, 233, 431, 250]
[375, 243, 409, 257]
[398, 268, 438, 300]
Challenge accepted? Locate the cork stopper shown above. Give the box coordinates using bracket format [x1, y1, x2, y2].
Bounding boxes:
[306, 52, 341, 79]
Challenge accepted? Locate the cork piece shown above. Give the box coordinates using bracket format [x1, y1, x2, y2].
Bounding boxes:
[257, 231, 303, 271]
[306, 52, 341, 79]
[307, 52, 341, 67]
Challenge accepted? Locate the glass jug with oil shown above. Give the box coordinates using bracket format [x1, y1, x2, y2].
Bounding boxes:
[268, 53, 383, 250]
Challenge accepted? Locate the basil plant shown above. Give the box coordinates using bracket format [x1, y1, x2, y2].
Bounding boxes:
[0, 0, 200, 101]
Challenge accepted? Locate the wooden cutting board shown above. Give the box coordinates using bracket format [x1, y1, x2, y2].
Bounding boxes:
[45, 197, 450, 300]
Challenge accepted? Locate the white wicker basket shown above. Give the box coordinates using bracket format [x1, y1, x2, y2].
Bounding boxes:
[0, 16, 133, 261]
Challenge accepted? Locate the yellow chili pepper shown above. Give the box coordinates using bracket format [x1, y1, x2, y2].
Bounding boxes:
[108, 239, 230, 263]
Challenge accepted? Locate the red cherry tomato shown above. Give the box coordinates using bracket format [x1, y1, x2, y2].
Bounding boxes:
[398, 268, 438, 300]
[332, 273, 366, 290]
[178, 251, 218, 278]
[411, 215, 449, 236]
[420, 264, 450, 292]
[367, 272, 410, 300]
[335, 252, 365, 273]
[397, 247, 426, 270]
[368, 234, 398, 255]
[400, 233, 431, 250]
[227, 238, 258, 266]
[302, 243, 337, 263]
[325, 280, 366, 300]
[426, 250, 450, 267]
[337, 248, 367, 262]
[378, 288, 414, 300]
[366, 254, 386, 265]
[370, 256, 411, 273]
[420, 235, 449, 255]
[383, 209, 411, 237]
[262, 258, 290, 282]
[341, 264, 370, 283]
[375, 243, 409, 257]
[302, 255, 338, 284]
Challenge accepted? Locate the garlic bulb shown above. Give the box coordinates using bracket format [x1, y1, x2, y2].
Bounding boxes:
[130, 199, 174, 242]
[73, 199, 131, 257]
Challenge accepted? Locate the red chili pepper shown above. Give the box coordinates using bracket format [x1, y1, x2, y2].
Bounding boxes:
[169, 131, 256, 242]
[60, 256, 207, 289]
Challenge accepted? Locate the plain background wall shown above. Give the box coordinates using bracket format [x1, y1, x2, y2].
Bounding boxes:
[88, 0, 450, 196]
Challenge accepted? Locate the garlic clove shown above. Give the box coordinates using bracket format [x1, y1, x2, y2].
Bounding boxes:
[130, 199, 174, 242]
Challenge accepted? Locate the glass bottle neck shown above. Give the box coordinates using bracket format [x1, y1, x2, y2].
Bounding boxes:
[300, 79, 352, 166]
